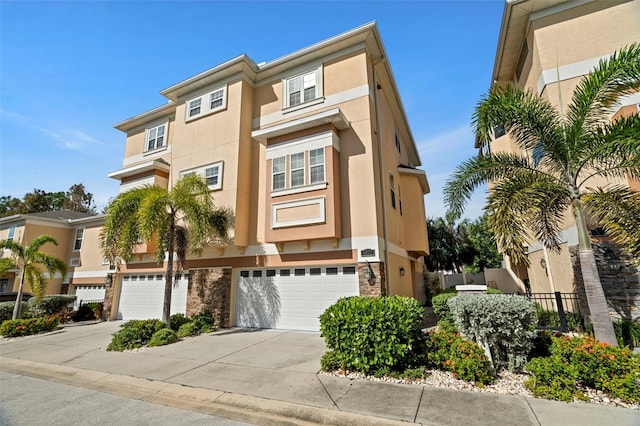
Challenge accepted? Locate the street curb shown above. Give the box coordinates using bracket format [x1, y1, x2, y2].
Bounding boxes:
[0, 358, 410, 426]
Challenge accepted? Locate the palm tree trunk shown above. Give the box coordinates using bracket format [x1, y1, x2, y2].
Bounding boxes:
[162, 220, 175, 325]
[573, 199, 618, 345]
[12, 268, 26, 320]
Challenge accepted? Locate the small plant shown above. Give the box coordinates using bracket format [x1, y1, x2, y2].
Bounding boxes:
[613, 319, 640, 349]
[190, 311, 215, 333]
[177, 321, 201, 338]
[319, 296, 425, 374]
[107, 319, 165, 351]
[0, 316, 59, 337]
[424, 329, 494, 385]
[149, 328, 179, 347]
[169, 313, 191, 332]
[535, 306, 585, 331]
[431, 292, 457, 324]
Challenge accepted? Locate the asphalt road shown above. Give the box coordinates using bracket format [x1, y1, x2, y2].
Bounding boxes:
[0, 371, 253, 426]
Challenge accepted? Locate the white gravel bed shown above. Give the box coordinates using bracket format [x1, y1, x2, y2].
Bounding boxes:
[320, 369, 639, 410]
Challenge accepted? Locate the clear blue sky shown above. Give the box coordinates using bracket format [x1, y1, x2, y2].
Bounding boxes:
[0, 0, 503, 219]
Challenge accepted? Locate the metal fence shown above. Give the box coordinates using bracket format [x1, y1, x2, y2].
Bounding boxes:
[525, 292, 583, 332]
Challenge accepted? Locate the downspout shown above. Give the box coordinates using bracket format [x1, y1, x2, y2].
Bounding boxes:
[372, 56, 390, 295]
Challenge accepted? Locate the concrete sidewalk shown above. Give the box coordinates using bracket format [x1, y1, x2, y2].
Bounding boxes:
[0, 322, 637, 425]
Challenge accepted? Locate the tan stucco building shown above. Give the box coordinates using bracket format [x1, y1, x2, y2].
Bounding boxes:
[0, 211, 110, 307]
[92, 22, 429, 330]
[484, 0, 639, 318]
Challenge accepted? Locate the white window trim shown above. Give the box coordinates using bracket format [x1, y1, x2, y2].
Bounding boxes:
[73, 228, 84, 252]
[69, 257, 81, 267]
[180, 161, 224, 190]
[272, 196, 326, 229]
[282, 66, 323, 110]
[271, 156, 286, 192]
[185, 86, 228, 122]
[290, 152, 306, 188]
[309, 147, 325, 185]
[144, 122, 168, 153]
[7, 226, 16, 241]
[272, 182, 327, 198]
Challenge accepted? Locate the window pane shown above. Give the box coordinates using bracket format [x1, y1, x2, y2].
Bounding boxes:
[294, 268, 305, 276]
[310, 165, 324, 184]
[189, 98, 201, 116]
[291, 169, 304, 187]
[148, 128, 157, 139]
[156, 135, 164, 147]
[210, 90, 223, 109]
[205, 166, 219, 186]
[279, 269, 290, 276]
[309, 148, 324, 166]
[273, 173, 285, 190]
[303, 72, 316, 88]
[343, 266, 356, 275]
[272, 157, 285, 173]
[288, 76, 301, 92]
[291, 152, 304, 169]
[310, 268, 321, 276]
[289, 92, 301, 106]
[326, 267, 338, 275]
[304, 86, 316, 102]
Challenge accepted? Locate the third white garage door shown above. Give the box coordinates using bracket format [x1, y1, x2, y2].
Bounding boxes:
[117, 273, 189, 320]
[234, 265, 359, 332]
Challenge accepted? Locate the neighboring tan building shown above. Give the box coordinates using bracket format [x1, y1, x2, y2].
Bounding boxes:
[484, 0, 639, 319]
[0, 211, 110, 307]
[105, 22, 430, 331]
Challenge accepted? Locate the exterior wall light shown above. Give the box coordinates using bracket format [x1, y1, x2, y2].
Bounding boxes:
[105, 273, 113, 285]
[399, 266, 405, 276]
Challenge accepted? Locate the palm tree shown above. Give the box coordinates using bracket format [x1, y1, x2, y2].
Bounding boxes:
[0, 235, 68, 319]
[444, 44, 640, 345]
[101, 175, 233, 325]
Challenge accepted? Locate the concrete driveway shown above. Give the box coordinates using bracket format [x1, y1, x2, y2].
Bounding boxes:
[0, 322, 333, 409]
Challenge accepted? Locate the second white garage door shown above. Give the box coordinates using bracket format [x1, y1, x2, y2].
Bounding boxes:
[117, 273, 189, 320]
[234, 265, 359, 332]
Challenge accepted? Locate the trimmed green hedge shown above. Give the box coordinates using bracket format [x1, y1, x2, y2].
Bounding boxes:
[319, 296, 424, 374]
[448, 294, 537, 370]
[0, 316, 60, 337]
[29, 295, 76, 317]
[0, 301, 30, 322]
[149, 328, 179, 346]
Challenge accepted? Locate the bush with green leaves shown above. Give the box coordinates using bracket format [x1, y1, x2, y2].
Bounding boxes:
[29, 295, 76, 317]
[526, 335, 640, 403]
[0, 301, 30, 322]
[448, 294, 537, 370]
[169, 313, 191, 332]
[106, 319, 165, 351]
[424, 329, 494, 385]
[431, 292, 457, 328]
[0, 316, 59, 337]
[613, 320, 640, 349]
[177, 321, 201, 338]
[190, 311, 215, 333]
[149, 328, 179, 347]
[319, 296, 425, 374]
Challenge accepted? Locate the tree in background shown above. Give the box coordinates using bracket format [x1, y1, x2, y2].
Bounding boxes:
[0, 183, 96, 217]
[101, 175, 233, 325]
[444, 44, 640, 345]
[425, 214, 502, 273]
[0, 235, 68, 319]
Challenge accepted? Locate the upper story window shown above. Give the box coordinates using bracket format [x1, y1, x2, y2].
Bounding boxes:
[73, 228, 84, 251]
[271, 148, 327, 194]
[309, 148, 325, 184]
[7, 226, 16, 241]
[394, 130, 401, 154]
[389, 173, 396, 210]
[180, 161, 224, 191]
[185, 86, 227, 121]
[145, 123, 167, 152]
[283, 67, 322, 109]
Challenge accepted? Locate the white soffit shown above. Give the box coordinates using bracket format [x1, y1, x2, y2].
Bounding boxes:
[252, 108, 350, 141]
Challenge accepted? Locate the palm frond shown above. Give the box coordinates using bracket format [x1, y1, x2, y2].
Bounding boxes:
[0, 258, 16, 274]
[24, 264, 47, 301]
[584, 186, 640, 266]
[444, 152, 557, 219]
[566, 43, 640, 145]
[100, 187, 147, 264]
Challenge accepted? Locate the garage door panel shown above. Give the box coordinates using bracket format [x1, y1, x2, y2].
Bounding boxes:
[118, 275, 188, 320]
[235, 266, 358, 332]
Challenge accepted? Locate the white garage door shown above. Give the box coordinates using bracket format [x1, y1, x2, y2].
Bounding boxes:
[235, 265, 359, 332]
[117, 273, 189, 320]
[73, 285, 106, 309]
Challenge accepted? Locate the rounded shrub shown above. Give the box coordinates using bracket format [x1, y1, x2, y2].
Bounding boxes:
[107, 319, 165, 351]
[149, 328, 179, 347]
[0, 301, 30, 322]
[29, 295, 77, 317]
[177, 321, 201, 338]
[431, 292, 457, 330]
[0, 316, 60, 337]
[190, 311, 215, 333]
[319, 296, 425, 374]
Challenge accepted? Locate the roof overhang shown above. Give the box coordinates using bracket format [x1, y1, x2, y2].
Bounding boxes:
[108, 159, 170, 181]
[114, 103, 176, 133]
[398, 166, 430, 194]
[251, 108, 350, 141]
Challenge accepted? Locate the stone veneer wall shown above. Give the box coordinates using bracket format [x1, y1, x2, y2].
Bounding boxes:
[101, 276, 115, 321]
[571, 242, 640, 321]
[358, 262, 386, 297]
[187, 268, 232, 328]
